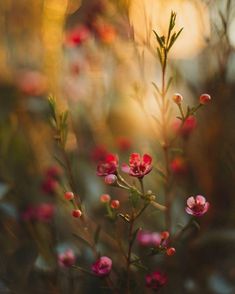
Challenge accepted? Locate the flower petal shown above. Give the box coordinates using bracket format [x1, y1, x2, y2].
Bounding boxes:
[185, 207, 194, 215]
[195, 195, 206, 205]
[106, 153, 118, 164]
[121, 163, 130, 173]
[129, 153, 141, 165]
[143, 154, 152, 165]
[186, 196, 195, 208]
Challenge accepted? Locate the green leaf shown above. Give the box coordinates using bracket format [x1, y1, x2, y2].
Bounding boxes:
[166, 77, 173, 94]
[153, 30, 165, 48]
[152, 82, 162, 96]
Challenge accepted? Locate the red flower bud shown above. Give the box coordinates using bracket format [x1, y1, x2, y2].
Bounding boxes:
[172, 93, 183, 104]
[161, 231, 170, 240]
[199, 93, 211, 105]
[110, 200, 120, 209]
[64, 192, 74, 200]
[72, 209, 82, 218]
[166, 247, 176, 256]
[100, 194, 111, 203]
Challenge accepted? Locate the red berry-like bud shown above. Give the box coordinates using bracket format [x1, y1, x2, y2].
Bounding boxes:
[166, 247, 176, 256]
[104, 174, 117, 185]
[199, 93, 211, 105]
[110, 200, 120, 209]
[64, 192, 74, 200]
[161, 231, 170, 240]
[100, 194, 111, 203]
[173, 93, 183, 104]
[72, 209, 82, 218]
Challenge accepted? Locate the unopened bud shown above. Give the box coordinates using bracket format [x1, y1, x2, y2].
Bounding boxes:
[64, 192, 74, 200]
[166, 247, 176, 256]
[104, 174, 117, 185]
[161, 231, 170, 240]
[110, 200, 120, 209]
[199, 93, 211, 105]
[100, 194, 111, 203]
[72, 209, 82, 218]
[173, 93, 183, 104]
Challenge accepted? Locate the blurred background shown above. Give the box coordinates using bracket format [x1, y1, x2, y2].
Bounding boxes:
[0, 0, 235, 293]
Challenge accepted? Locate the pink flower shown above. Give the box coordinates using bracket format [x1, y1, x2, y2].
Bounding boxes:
[122, 153, 152, 179]
[58, 249, 76, 268]
[97, 154, 118, 177]
[145, 271, 167, 291]
[185, 195, 209, 217]
[137, 231, 161, 247]
[91, 256, 112, 277]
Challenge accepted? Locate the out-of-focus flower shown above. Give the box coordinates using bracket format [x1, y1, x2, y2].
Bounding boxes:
[41, 177, 58, 195]
[65, 25, 90, 47]
[145, 271, 167, 291]
[173, 116, 197, 138]
[35, 203, 55, 222]
[172, 93, 183, 104]
[91, 256, 112, 277]
[100, 194, 111, 203]
[185, 195, 209, 217]
[46, 166, 61, 179]
[21, 204, 55, 222]
[181, 116, 197, 137]
[137, 231, 161, 247]
[17, 70, 48, 96]
[104, 174, 117, 185]
[199, 93, 211, 105]
[122, 153, 152, 178]
[170, 157, 188, 175]
[64, 192, 74, 201]
[94, 22, 116, 44]
[110, 200, 120, 209]
[97, 154, 119, 176]
[58, 249, 76, 268]
[116, 136, 132, 152]
[72, 209, 82, 218]
[21, 206, 36, 221]
[91, 145, 109, 163]
[41, 166, 61, 195]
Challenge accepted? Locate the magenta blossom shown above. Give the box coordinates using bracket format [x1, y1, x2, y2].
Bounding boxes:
[145, 271, 167, 291]
[186, 195, 209, 217]
[137, 231, 161, 247]
[122, 153, 152, 178]
[97, 154, 118, 177]
[58, 249, 76, 268]
[91, 256, 112, 277]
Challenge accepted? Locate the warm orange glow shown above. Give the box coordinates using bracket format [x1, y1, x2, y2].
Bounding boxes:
[129, 0, 210, 58]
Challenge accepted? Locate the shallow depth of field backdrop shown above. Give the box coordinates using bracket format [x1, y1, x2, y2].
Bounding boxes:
[0, 0, 235, 293]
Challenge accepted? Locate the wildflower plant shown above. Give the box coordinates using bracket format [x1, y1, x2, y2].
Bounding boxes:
[45, 11, 211, 293]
